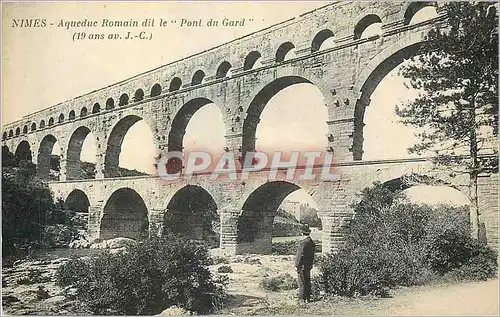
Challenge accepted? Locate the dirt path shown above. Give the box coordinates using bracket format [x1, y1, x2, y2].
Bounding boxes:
[367, 278, 499, 316]
[213, 252, 499, 316]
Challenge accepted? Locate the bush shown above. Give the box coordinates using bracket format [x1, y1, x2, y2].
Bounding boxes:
[319, 182, 498, 298]
[272, 239, 322, 255]
[272, 240, 298, 255]
[217, 265, 233, 273]
[56, 236, 226, 315]
[260, 273, 298, 292]
[319, 244, 428, 297]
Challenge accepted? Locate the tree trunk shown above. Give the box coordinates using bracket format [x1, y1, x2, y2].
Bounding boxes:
[469, 96, 480, 241]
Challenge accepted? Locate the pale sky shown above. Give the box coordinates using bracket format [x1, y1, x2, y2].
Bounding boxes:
[2, 2, 456, 207]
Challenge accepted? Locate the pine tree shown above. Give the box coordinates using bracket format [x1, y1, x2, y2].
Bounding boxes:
[396, 2, 498, 239]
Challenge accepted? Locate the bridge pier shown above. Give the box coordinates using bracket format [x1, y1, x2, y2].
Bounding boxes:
[320, 213, 354, 254]
[219, 210, 239, 255]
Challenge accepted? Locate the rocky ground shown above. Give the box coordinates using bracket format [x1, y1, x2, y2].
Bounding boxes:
[2, 247, 498, 316]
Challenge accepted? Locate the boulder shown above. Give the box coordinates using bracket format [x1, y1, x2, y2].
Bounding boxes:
[90, 237, 136, 249]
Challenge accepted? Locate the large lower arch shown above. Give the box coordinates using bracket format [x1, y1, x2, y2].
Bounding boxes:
[168, 97, 222, 152]
[100, 188, 149, 240]
[104, 115, 147, 178]
[163, 185, 219, 247]
[37, 134, 59, 179]
[237, 181, 301, 254]
[67, 126, 96, 180]
[15, 140, 32, 163]
[352, 39, 425, 161]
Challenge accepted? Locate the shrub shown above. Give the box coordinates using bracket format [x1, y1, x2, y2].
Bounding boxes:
[56, 236, 226, 315]
[211, 256, 229, 265]
[272, 240, 298, 255]
[319, 182, 498, 298]
[260, 273, 298, 292]
[217, 265, 233, 273]
[272, 239, 322, 255]
[319, 244, 427, 297]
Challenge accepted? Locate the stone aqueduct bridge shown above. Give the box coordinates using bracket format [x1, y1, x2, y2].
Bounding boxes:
[2, 1, 498, 253]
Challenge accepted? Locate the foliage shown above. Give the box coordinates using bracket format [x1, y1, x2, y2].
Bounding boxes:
[272, 240, 299, 255]
[272, 240, 322, 255]
[2, 162, 55, 257]
[396, 2, 498, 242]
[276, 208, 299, 222]
[299, 207, 322, 229]
[217, 265, 233, 273]
[396, 2, 498, 161]
[272, 217, 301, 237]
[56, 236, 227, 315]
[319, 182, 498, 298]
[260, 273, 298, 292]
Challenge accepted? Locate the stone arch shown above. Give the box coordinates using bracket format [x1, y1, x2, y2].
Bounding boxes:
[66, 126, 96, 180]
[237, 180, 301, 254]
[403, 1, 438, 25]
[81, 107, 88, 117]
[134, 88, 145, 102]
[275, 41, 295, 62]
[8, 130, 13, 137]
[311, 29, 334, 52]
[22, 125, 28, 134]
[191, 70, 205, 85]
[169, 77, 182, 92]
[216, 61, 232, 79]
[15, 127, 20, 136]
[48, 117, 54, 126]
[15, 140, 32, 162]
[104, 114, 153, 178]
[100, 187, 149, 240]
[69, 110, 76, 120]
[241, 75, 329, 155]
[93, 103, 101, 113]
[65, 189, 90, 213]
[168, 97, 223, 152]
[163, 185, 219, 247]
[31, 122, 36, 131]
[243, 51, 262, 70]
[119, 93, 129, 106]
[2, 132, 7, 140]
[40, 120, 45, 129]
[58, 113, 65, 123]
[37, 134, 59, 179]
[354, 14, 383, 39]
[106, 98, 115, 110]
[352, 36, 426, 160]
[150, 83, 162, 97]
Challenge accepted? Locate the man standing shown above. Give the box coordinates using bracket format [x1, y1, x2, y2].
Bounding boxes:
[295, 225, 315, 304]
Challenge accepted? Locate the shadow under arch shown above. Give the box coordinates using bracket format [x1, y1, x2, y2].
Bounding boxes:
[15, 140, 32, 163]
[163, 185, 219, 248]
[100, 187, 149, 240]
[65, 189, 91, 213]
[237, 180, 301, 254]
[352, 40, 425, 161]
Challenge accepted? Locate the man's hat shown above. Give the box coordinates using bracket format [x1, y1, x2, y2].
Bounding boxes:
[301, 225, 311, 234]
